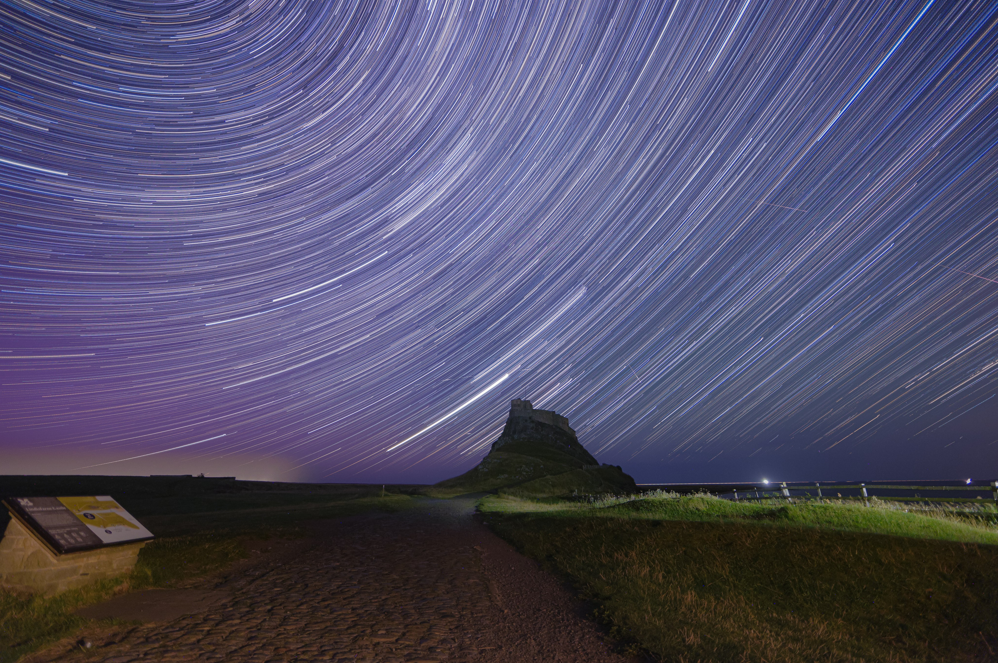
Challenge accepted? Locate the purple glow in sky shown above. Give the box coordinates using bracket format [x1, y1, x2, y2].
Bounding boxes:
[2, 0, 997, 484]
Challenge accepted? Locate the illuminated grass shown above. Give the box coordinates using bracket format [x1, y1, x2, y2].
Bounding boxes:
[575, 494, 998, 544]
[480, 494, 998, 662]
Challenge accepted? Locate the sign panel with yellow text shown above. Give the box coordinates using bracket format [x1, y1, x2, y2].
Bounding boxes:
[3, 496, 153, 554]
[56, 496, 153, 546]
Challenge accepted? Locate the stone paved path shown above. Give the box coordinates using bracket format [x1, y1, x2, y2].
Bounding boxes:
[53, 499, 635, 663]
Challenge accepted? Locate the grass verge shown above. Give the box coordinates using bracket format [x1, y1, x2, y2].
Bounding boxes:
[0, 531, 247, 663]
[0, 493, 414, 662]
[480, 494, 998, 662]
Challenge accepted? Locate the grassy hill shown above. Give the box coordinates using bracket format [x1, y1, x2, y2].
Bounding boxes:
[480, 493, 998, 662]
[499, 465, 636, 498]
[431, 439, 635, 498]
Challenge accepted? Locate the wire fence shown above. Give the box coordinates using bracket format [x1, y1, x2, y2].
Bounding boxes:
[635, 480, 998, 509]
[724, 480, 997, 506]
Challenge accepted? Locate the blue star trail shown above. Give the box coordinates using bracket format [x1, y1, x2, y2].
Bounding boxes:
[2, 0, 997, 483]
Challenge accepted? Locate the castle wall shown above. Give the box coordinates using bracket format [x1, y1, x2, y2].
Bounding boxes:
[509, 399, 575, 435]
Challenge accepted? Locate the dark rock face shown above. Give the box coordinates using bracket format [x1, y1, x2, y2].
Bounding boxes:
[433, 399, 635, 497]
[490, 399, 598, 467]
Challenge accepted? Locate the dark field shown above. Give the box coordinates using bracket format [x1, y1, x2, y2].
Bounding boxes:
[0, 474, 426, 532]
[0, 475, 421, 661]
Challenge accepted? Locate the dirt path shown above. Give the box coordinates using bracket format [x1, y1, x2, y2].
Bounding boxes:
[35, 498, 637, 662]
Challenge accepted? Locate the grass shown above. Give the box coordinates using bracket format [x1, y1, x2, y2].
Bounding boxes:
[0, 492, 414, 662]
[499, 465, 636, 499]
[480, 493, 998, 662]
[427, 450, 581, 497]
[0, 531, 249, 663]
[583, 494, 998, 545]
[428, 441, 635, 498]
[2, 577, 129, 663]
[139, 493, 414, 536]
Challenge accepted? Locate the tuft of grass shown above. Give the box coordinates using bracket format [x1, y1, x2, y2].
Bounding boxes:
[599, 493, 772, 521]
[1, 578, 129, 663]
[127, 530, 252, 591]
[480, 494, 998, 662]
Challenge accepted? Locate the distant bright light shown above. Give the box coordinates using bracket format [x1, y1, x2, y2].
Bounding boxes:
[762, 478, 769, 484]
[966, 478, 972, 484]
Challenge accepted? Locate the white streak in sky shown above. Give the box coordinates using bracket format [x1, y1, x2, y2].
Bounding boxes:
[813, 0, 936, 144]
[708, 0, 750, 72]
[77, 434, 227, 469]
[386, 374, 510, 452]
[272, 252, 388, 302]
[475, 286, 586, 380]
[0, 156, 68, 176]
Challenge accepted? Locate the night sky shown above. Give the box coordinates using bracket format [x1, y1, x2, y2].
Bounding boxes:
[2, 0, 997, 485]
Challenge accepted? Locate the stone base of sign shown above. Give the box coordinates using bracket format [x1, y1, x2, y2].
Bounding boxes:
[0, 518, 145, 595]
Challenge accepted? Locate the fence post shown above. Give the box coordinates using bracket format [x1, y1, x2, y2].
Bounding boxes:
[861, 483, 869, 507]
[754, 490, 760, 500]
[815, 482, 822, 499]
[992, 480, 997, 502]
[781, 482, 790, 501]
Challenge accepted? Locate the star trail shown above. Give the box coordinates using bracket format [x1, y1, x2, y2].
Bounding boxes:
[2, 0, 997, 483]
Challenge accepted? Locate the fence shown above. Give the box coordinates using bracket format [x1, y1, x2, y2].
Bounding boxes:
[723, 481, 998, 507]
[637, 480, 998, 507]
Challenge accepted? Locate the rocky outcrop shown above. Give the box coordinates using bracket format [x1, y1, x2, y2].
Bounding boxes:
[490, 399, 598, 467]
[433, 399, 636, 497]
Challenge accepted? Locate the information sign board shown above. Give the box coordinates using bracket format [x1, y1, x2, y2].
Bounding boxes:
[3, 496, 154, 555]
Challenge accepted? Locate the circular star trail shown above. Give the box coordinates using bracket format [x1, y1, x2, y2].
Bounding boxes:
[2, 0, 997, 483]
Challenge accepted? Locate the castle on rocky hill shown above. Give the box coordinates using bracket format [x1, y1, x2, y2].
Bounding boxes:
[432, 398, 635, 497]
[490, 398, 598, 467]
[507, 398, 574, 435]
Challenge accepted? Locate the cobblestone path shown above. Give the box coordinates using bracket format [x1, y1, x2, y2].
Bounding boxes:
[68, 498, 633, 663]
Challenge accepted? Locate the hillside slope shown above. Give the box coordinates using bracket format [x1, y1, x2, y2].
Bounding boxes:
[433, 399, 635, 497]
